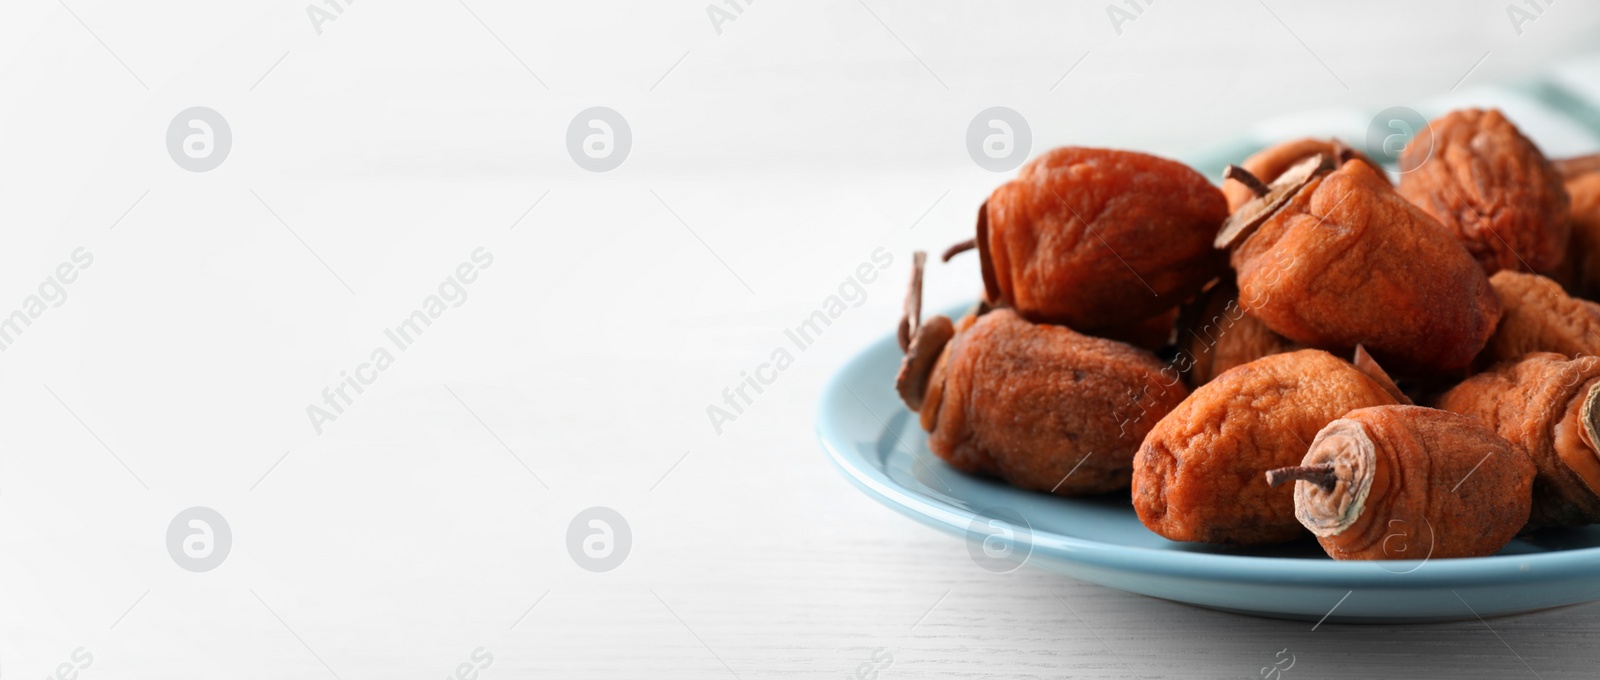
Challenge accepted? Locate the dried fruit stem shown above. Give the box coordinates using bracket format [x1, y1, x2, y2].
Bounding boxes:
[1266, 464, 1339, 491]
[1224, 165, 1271, 197]
[941, 238, 976, 262]
[899, 251, 926, 353]
[894, 251, 956, 411]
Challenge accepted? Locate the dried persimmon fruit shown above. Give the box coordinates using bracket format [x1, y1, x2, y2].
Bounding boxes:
[1220, 155, 1500, 375]
[1477, 270, 1600, 367]
[1437, 353, 1600, 529]
[1221, 138, 1385, 212]
[944, 147, 1228, 330]
[1267, 406, 1534, 560]
[1132, 349, 1397, 545]
[895, 253, 1186, 496]
[1552, 155, 1600, 299]
[1398, 108, 1570, 275]
[1172, 277, 1297, 387]
[925, 309, 1187, 495]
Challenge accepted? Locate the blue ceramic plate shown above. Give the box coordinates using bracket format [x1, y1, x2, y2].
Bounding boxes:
[818, 310, 1600, 622]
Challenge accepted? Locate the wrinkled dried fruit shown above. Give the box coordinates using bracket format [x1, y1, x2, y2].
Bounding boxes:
[1132, 349, 1398, 545]
[962, 147, 1228, 329]
[1270, 405, 1534, 560]
[1222, 138, 1385, 212]
[923, 309, 1187, 495]
[1173, 277, 1298, 387]
[1437, 353, 1600, 529]
[1478, 270, 1600, 367]
[1225, 157, 1500, 374]
[1552, 157, 1600, 299]
[1399, 108, 1570, 275]
[896, 254, 1187, 495]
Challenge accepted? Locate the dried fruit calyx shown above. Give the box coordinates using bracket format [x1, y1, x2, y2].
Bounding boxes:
[1578, 382, 1600, 491]
[894, 251, 955, 411]
[1268, 422, 1375, 537]
[1215, 154, 1334, 250]
[1222, 138, 1386, 212]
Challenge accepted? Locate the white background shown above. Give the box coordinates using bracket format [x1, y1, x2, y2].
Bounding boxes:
[3, 1, 1600, 678]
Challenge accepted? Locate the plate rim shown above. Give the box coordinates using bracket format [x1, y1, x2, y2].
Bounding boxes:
[818, 313, 1600, 590]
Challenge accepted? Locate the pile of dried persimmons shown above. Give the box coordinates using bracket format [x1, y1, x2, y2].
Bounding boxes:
[895, 108, 1600, 561]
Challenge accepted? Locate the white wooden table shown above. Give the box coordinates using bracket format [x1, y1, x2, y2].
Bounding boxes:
[3, 2, 1600, 677]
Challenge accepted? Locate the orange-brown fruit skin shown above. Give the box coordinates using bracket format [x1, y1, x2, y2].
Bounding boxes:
[1131, 349, 1398, 545]
[1307, 406, 1533, 560]
[1232, 159, 1501, 375]
[983, 147, 1229, 329]
[922, 309, 1186, 496]
[1174, 278, 1297, 387]
[1222, 138, 1388, 212]
[1553, 172, 1600, 299]
[1479, 271, 1600, 367]
[1437, 353, 1600, 529]
[1398, 108, 1570, 275]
